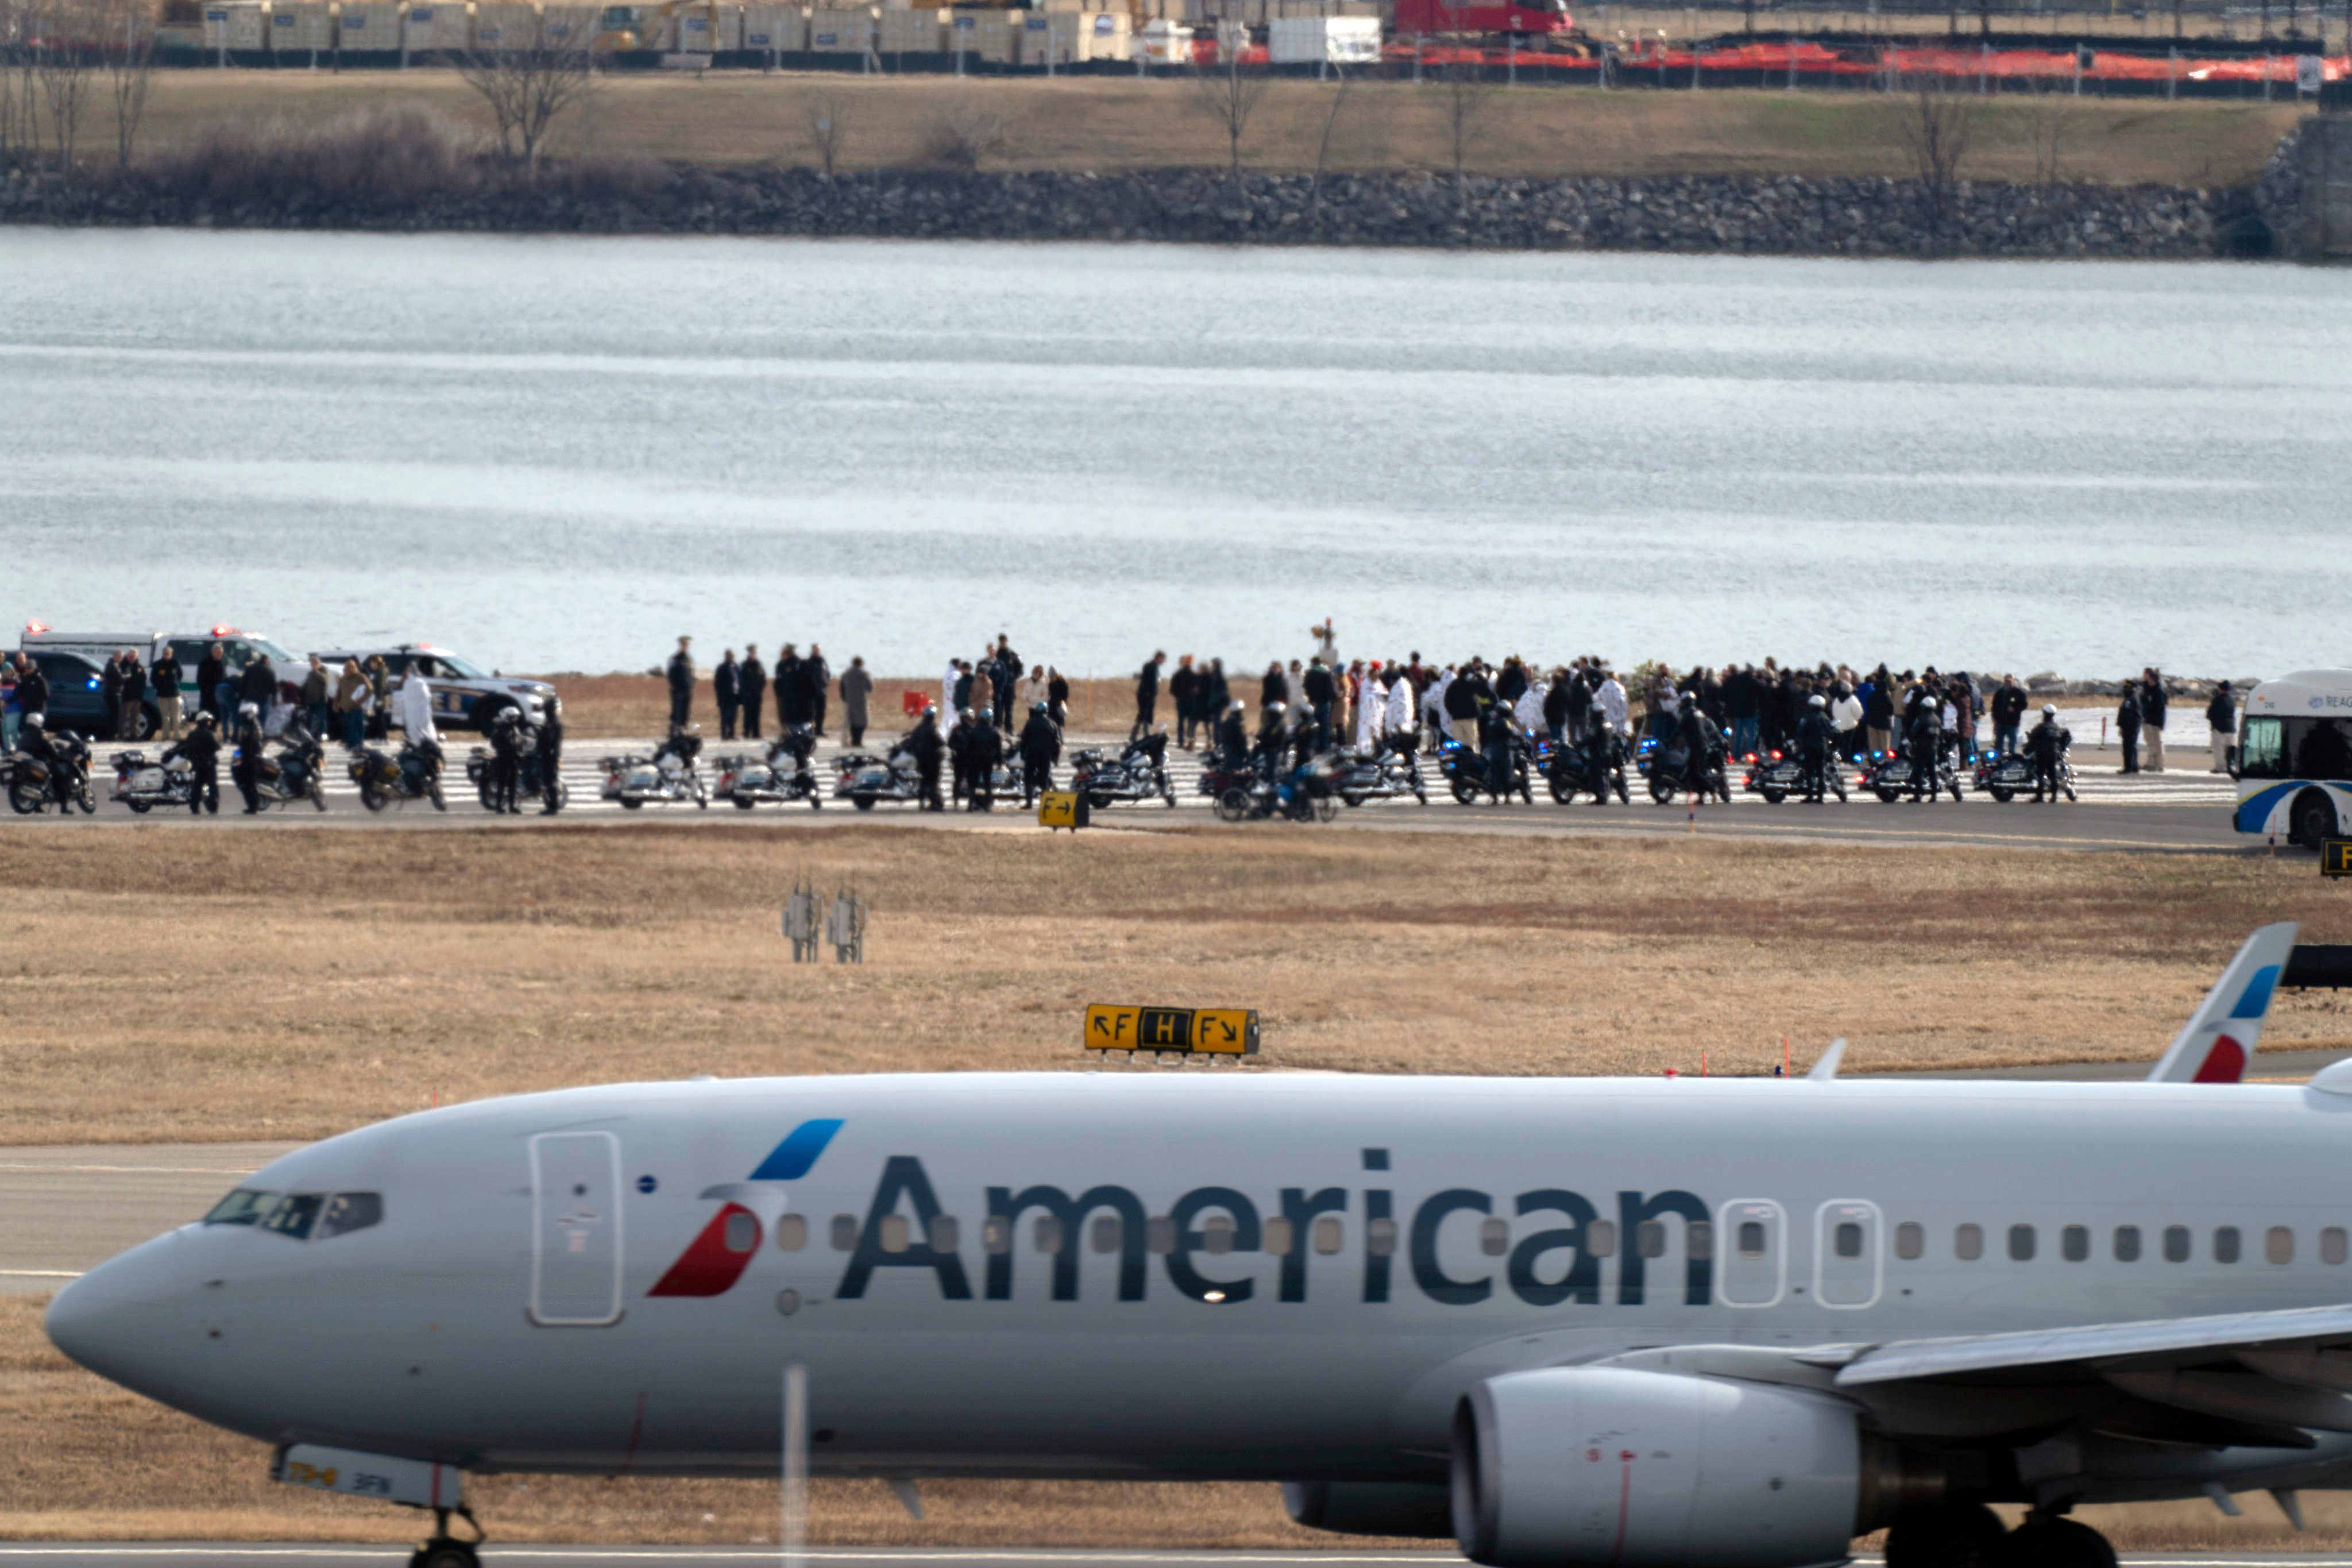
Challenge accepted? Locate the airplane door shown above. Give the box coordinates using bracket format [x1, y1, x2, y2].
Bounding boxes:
[1815, 1199, 1882, 1308]
[530, 1131, 624, 1326]
[1718, 1199, 1783, 1307]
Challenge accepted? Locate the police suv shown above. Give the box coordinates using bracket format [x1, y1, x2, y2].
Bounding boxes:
[312, 644, 555, 732]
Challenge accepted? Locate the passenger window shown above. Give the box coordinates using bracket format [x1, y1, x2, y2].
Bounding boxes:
[1739, 1221, 1768, 1257]
[829, 1214, 857, 1252]
[1091, 1215, 1122, 1254]
[1585, 1220, 1617, 1258]
[1312, 1216, 1343, 1255]
[2061, 1226, 2088, 1262]
[1893, 1222, 1922, 1260]
[2164, 1225, 2191, 1262]
[1366, 1216, 1398, 1257]
[879, 1215, 909, 1254]
[1148, 1215, 1177, 1255]
[203, 1188, 279, 1226]
[2215, 1226, 2241, 1264]
[728, 1211, 762, 1254]
[2326, 1227, 2347, 1265]
[1202, 1214, 1236, 1255]
[1833, 1222, 1863, 1260]
[261, 1194, 323, 1240]
[1636, 1221, 1667, 1260]
[983, 1217, 1011, 1254]
[1034, 1216, 1064, 1254]
[2009, 1225, 2036, 1261]
[775, 1214, 808, 1252]
[2268, 1227, 2295, 1265]
[2114, 1225, 2141, 1262]
[1955, 1223, 1983, 1261]
[1482, 1218, 1512, 1257]
[928, 1216, 958, 1252]
[317, 1192, 383, 1240]
[1262, 1218, 1294, 1257]
[1687, 1222, 1712, 1261]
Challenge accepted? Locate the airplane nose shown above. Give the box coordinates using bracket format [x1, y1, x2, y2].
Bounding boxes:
[45, 1230, 188, 1391]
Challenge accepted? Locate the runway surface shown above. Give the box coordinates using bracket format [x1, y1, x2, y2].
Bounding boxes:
[0, 1547, 2345, 1568]
[0, 733, 2257, 854]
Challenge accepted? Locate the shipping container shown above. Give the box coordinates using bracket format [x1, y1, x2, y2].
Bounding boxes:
[401, 2, 475, 49]
[876, 6, 940, 48]
[337, 0, 399, 48]
[740, 2, 804, 48]
[1134, 14, 1189, 60]
[268, 2, 334, 51]
[201, 1, 268, 51]
[1267, 12, 1376, 59]
[968, 8, 1016, 61]
[806, 3, 873, 48]
[539, 2, 598, 41]
[671, 3, 740, 49]
[1077, 9, 1129, 57]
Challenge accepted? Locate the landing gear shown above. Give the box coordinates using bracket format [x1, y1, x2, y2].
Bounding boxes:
[411, 1504, 486, 1568]
[1882, 1503, 2007, 1568]
[2009, 1516, 2118, 1568]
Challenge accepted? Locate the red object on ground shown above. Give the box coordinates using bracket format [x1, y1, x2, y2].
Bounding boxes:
[902, 689, 928, 718]
[1391, 0, 1575, 35]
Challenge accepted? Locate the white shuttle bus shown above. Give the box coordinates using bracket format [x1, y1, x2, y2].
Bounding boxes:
[2233, 668, 2352, 845]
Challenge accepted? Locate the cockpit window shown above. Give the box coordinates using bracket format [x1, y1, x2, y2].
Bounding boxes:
[260, 1194, 323, 1239]
[203, 1188, 280, 1226]
[317, 1192, 384, 1239]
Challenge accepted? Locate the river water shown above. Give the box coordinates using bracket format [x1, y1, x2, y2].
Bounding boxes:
[1, 230, 2343, 679]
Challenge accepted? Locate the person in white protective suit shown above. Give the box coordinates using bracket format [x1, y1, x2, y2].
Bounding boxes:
[1386, 668, 1414, 739]
[1354, 666, 1387, 751]
[396, 666, 438, 747]
[1513, 675, 1547, 738]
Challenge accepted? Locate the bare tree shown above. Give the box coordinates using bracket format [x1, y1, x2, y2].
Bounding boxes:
[916, 96, 1004, 171]
[1308, 61, 1354, 227]
[0, 0, 37, 167]
[98, 0, 152, 172]
[2019, 78, 2074, 183]
[804, 94, 848, 179]
[1433, 0, 1489, 214]
[1189, 22, 1265, 188]
[32, 0, 98, 184]
[455, 10, 594, 173]
[1895, 72, 1975, 237]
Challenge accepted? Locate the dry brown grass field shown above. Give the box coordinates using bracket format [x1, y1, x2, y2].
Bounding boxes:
[3, 825, 2348, 1146]
[103, 71, 2303, 186]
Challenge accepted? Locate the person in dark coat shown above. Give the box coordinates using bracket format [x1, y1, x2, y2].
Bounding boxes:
[804, 646, 831, 737]
[739, 646, 767, 741]
[486, 705, 527, 814]
[1017, 702, 1061, 805]
[1216, 699, 1249, 773]
[1133, 652, 1164, 741]
[1990, 675, 2027, 756]
[947, 708, 976, 806]
[666, 638, 694, 732]
[1047, 669, 1071, 729]
[17, 657, 50, 730]
[537, 699, 566, 815]
[2142, 669, 2169, 773]
[902, 706, 944, 811]
[196, 643, 227, 728]
[714, 650, 741, 741]
[775, 645, 806, 727]
[240, 653, 277, 716]
[231, 702, 267, 814]
[163, 711, 221, 816]
[1905, 692, 1942, 803]
[991, 639, 1021, 734]
[2116, 680, 2143, 775]
[100, 654, 126, 740]
[965, 713, 1003, 812]
[1478, 698, 1525, 804]
[1168, 657, 1200, 750]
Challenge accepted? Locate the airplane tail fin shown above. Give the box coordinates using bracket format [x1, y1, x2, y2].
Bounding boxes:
[2146, 923, 2299, 1083]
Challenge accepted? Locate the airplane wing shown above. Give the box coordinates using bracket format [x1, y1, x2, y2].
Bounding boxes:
[2145, 922, 2299, 1083]
[1835, 1302, 2352, 1387]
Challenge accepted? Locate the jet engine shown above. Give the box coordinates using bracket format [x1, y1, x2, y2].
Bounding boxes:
[1451, 1367, 1944, 1568]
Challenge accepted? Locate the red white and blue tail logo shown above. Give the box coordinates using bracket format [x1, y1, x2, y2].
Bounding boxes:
[2145, 924, 2297, 1085]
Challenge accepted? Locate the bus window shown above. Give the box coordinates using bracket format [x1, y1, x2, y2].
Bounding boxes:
[2238, 716, 2283, 778]
[2294, 719, 2352, 782]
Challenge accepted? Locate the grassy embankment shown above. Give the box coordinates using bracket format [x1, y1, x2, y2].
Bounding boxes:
[98, 71, 2304, 185]
[3, 827, 2350, 1543]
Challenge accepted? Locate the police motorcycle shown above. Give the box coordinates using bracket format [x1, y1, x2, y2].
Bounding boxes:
[1330, 731, 1427, 808]
[1975, 738, 2076, 804]
[1536, 732, 1629, 805]
[1069, 730, 1177, 810]
[468, 735, 569, 812]
[607, 729, 708, 810]
[832, 744, 923, 811]
[1640, 724, 1732, 806]
[716, 724, 823, 810]
[1214, 751, 1341, 824]
[352, 737, 447, 812]
[245, 721, 329, 812]
[1863, 741, 1965, 804]
[1437, 732, 1533, 805]
[6, 729, 96, 815]
[110, 749, 196, 813]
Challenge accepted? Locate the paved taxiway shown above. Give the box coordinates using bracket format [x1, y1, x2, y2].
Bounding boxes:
[0, 1547, 2343, 1568]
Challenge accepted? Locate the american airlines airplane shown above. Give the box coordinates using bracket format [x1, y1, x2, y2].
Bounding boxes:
[47, 924, 2330, 1568]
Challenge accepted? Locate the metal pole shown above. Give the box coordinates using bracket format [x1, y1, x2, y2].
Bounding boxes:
[781, 1361, 808, 1568]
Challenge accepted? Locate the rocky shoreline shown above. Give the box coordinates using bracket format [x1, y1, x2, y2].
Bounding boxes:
[0, 157, 2263, 257]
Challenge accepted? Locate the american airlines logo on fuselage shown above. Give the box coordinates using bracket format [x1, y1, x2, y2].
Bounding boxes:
[647, 1121, 1713, 1309]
